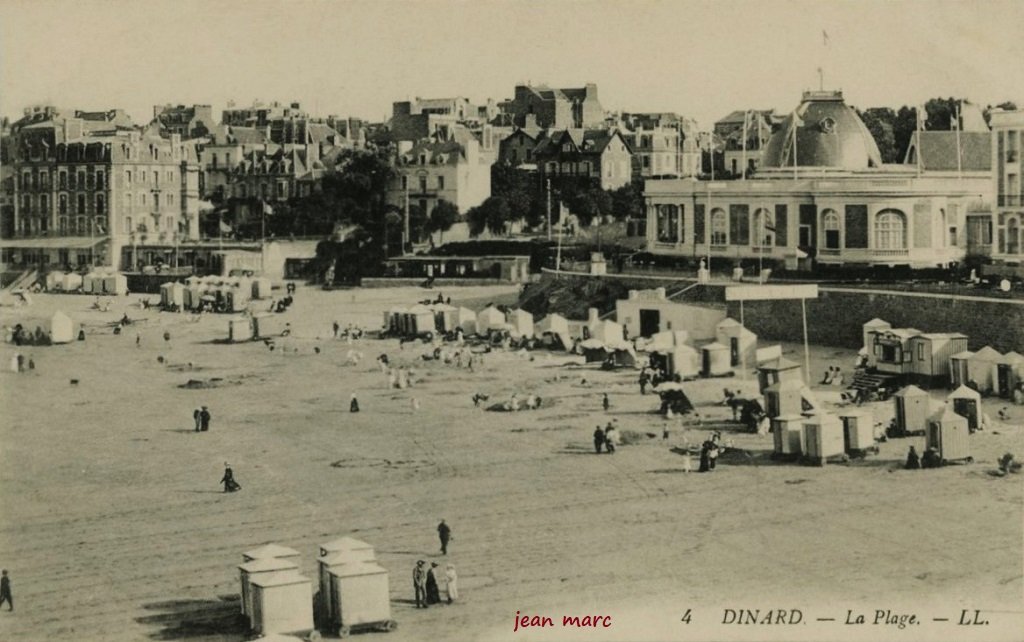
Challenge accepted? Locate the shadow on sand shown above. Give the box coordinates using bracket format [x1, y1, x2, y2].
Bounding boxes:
[136, 595, 244, 640]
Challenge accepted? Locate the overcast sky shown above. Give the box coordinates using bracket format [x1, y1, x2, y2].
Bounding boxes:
[2, 0, 1022, 129]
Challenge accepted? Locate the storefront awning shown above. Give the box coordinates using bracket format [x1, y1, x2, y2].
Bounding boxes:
[0, 237, 108, 250]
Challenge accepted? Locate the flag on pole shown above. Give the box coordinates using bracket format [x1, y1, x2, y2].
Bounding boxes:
[917, 105, 927, 131]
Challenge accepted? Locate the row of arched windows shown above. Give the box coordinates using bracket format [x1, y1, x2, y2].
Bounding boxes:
[658, 206, 910, 250]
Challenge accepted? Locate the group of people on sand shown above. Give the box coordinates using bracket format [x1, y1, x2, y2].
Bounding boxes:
[820, 366, 845, 386]
[412, 519, 458, 608]
[8, 352, 35, 374]
[592, 421, 619, 453]
[412, 560, 458, 608]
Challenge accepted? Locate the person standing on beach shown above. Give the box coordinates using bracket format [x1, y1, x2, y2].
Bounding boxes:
[0, 570, 11, 611]
[199, 406, 211, 432]
[425, 562, 441, 605]
[193, 409, 202, 432]
[593, 425, 605, 454]
[413, 560, 428, 608]
[350, 393, 360, 412]
[437, 519, 452, 555]
[602, 393, 610, 412]
[444, 564, 458, 603]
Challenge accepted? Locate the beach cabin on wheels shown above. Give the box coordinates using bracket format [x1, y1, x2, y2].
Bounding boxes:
[966, 346, 1002, 394]
[905, 333, 969, 388]
[862, 318, 892, 367]
[715, 318, 757, 369]
[50, 311, 74, 344]
[839, 409, 875, 457]
[535, 314, 571, 350]
[325, 561, 395, 637]
[248, 572, 314, 637]
[238, 557, 299, 621]
[506, 309, 534, 338]
[801, 413, 845, 465]
[771, 415, 805, 457]
[926, 406, 972, 464]
[700, 342, 731, 377]
[649, 345, 700, 380]
[947, 385, 982, 431]
[949, 350, 973, 389]
[997, 352, 1024, 398]
[892, 385, 932, 437]
[757, 357, 803, 394]
[476, 306, 506, 335]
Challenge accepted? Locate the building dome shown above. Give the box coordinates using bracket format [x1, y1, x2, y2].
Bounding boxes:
[761, 91, 882, 170]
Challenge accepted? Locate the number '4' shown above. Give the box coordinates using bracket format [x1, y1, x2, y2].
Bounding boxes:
[680, 609, 692, 624]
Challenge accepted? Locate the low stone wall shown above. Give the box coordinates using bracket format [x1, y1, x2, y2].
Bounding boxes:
[726, 289, 1024, 353]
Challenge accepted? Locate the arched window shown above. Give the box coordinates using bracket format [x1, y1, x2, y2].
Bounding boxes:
[1008, 216, 1020, 255]
[710, 208, 728, 245]
[96, 194, 105, 215]
[124, 216, 133, 235]
[822, 209, 840, 249]
[59, 216, 69, 235]
[752, 208, 774, 246]
[59, 194, 68, 215]
[875, 209, 907, 250]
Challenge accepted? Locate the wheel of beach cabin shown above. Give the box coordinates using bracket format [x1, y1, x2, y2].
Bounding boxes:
[306, 630, 322, 641]
[966, 456, 974, 463]
[383, 619, 398, 632]
[339, 624, 351, 638]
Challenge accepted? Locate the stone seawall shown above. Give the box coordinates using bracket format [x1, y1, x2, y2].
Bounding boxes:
[527, 270, 1024, 352]
[726, 289, 1024, 353]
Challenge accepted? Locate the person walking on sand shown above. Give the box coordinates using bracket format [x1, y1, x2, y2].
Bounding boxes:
[437, 519, 452, 555]
[413, 560, 428, 608]
[193, 408, 202, 432]
[220, 463, 241, 492]
[602, 393, 610, 412]
[350, 393, 360, 413]
[199, 406, 211, 432]
[593, 425, 605, 454]
[333, 321, 340, 338]
[444, 564, 458, 603]
[0, 570, 12, 611]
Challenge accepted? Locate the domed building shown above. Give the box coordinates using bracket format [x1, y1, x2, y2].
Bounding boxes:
[642, 90, 992, 270]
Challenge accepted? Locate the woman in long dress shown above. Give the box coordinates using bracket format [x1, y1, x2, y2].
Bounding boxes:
[425, 563, 441, 604]
[445, 564, 458, 603]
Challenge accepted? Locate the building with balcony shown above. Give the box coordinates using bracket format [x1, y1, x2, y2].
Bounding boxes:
[989, 109, 1024, 272]
[642, 90, 991, 270]
[3, 109, 201, 272]
[388, 137, 491, 230]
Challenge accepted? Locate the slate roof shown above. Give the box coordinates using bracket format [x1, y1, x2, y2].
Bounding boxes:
[907, 131, 991, 171]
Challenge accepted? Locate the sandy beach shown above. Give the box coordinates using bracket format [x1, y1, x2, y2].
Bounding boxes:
[0, 285, 1021, 642]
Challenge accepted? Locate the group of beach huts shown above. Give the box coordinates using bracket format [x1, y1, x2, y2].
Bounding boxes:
[44, 270, 128, 295]
[159, 275, 272, 313]
[862, 318, 1024, 400]
[236, 537, 394, 639]
[754, 358, 861, 465]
